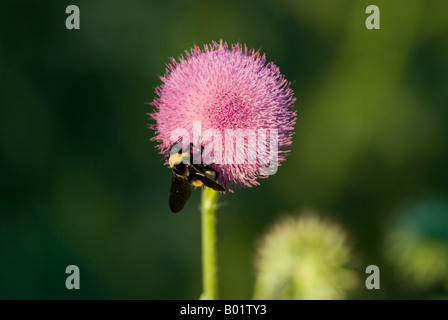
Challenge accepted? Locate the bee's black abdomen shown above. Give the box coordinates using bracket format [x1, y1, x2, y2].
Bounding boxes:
[172, 161, 187, 175]
[169, 172, 191, 213]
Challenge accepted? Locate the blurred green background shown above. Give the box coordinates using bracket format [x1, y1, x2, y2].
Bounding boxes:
[1, 0, 447, 299]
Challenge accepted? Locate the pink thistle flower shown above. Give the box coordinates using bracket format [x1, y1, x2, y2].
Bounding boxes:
[149, 41, 296, 191]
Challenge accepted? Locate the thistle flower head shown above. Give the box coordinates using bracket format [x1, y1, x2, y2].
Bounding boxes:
[384, 198, 448, 289]
[253, 212, 359, 300]
[149, 41, 296, 190]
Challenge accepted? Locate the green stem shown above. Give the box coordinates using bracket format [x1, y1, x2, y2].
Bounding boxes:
[200, 187, 219, 300]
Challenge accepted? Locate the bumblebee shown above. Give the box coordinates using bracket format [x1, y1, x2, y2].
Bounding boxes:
[169, 144, 225, 213]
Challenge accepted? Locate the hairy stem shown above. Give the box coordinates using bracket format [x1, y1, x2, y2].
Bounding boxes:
[200, 187, 219, 300]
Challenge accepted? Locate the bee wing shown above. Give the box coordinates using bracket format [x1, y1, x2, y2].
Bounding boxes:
[169, 172, 192, 213]
[196, 175, 225, 192]
[189, 165, 225, 192]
